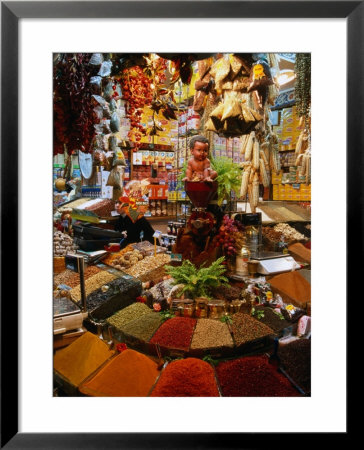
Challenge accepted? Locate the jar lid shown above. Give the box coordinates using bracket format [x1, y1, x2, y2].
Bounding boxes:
[207, 299, 226, 306]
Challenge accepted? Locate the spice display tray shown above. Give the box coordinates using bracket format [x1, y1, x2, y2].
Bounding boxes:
[278, 366, 309, 396]
[54, 352, 116, 397]
[189, 345, 235, 359]
[232, 334, 276, 357]
[81, 276, 142, 321]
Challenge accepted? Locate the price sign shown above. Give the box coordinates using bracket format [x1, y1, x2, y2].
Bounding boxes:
[170, 253, 182, 262]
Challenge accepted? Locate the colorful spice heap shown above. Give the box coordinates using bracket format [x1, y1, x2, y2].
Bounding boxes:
[106, 302, 152, 330]
[53, 332, 114, 387]
[190, 319, 234, 350]
[231, 313, 274, 347]
[277, 338, 311, 394]
[215, 355, 301, 397]
[53, 266, 101, 289]
[122, 312, 163, 342]
[251, 306, 292, 334]
[269, 270, 311, 308]
[149, 317, 196, 351]
[151, 358, 219, 397]
[79, 349, 159, 397]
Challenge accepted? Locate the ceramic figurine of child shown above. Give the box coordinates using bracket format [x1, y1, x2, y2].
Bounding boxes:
[183, 135, 217, 182]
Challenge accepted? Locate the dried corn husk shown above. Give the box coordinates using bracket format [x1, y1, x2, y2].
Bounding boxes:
[259, 158, 269, 187]
[210, 57, 230, 84]
[295, 153, 304, 168]
[305, 153, 311, 184]
[221, 94, 242, 121]
[240, 164, 251, 198]
[232, 76, 250, 91]
[205, 118, 219, 133]
[221, 80, 233, 90]
[210, 102, 224, 119]
[240, 134, 248, 156]
[241, 106, 255, 123]
[250, 109, 263, 121]
[229, 54, 243, 76]
[249, 167, 256, 184]
[245, 132, 255, 161]
[252, 140, 260, 170]
[295, 131, 304, 155]
[260, 148, 269, 167]
[252, 172, 260, 207]
[261, 142, 270, 164]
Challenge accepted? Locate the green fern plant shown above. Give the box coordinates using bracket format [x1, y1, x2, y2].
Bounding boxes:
[210, 156, 242, 205]
[165, 256, 228, 300]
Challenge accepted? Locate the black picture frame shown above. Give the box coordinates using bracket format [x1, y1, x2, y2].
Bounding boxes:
[1, 1, 359, 448]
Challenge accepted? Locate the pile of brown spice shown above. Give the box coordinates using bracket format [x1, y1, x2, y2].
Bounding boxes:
[231, 312, 274, 347]
[269, 270, 311, 308]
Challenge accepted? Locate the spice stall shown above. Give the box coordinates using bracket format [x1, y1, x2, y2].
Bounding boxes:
[53, 52, 311, 397]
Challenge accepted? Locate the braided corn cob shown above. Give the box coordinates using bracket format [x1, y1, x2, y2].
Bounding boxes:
[240, 164, 251, 198]
[305, 153, 311, 184]
[259, 158, 270, 187]
[252, 140, 260, 170]
[249, 172, 260, 212]
[295, 131, 304, 155]
[245, 131, 255, 161]
[249, 167, 256, 184]
[240, 134, 248, 156]
[295, 153, 304, 167]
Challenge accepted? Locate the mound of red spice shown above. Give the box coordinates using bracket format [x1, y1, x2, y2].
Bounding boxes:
[215, 355, 301, 397]
[150, 358, 219, 397]
[149, 317, 196, 351]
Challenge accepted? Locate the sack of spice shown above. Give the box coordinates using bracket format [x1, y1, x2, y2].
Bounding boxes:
[215, 354, 301, 397]
[54, 332, 114, 394]
[269, 271, 311, 309]
[150, 357, 220, 397]
[79, 349, 160, 397]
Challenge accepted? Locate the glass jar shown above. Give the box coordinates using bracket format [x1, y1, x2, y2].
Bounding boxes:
[195, 297, 209, 318]
[207, 300, 226, 319]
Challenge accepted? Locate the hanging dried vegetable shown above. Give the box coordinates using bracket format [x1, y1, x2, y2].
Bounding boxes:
[53, 53, 95, 155]
[118, 64, 154, 150]
[295, 53, 311, 118]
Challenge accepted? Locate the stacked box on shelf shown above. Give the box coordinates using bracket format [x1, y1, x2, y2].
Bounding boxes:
[271, 171, 283, 184]
[300, 184, 311, 201]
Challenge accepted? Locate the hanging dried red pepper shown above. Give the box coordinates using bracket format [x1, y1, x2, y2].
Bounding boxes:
[53, 53, 95, 155]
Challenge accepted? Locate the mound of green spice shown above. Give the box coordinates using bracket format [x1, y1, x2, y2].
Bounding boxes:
[106, 302, 152, 330]
[122, 312, 164, 342]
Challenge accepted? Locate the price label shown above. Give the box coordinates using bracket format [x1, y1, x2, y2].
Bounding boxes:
[153, 230, 162, 239]
[171, 253, 182, 262]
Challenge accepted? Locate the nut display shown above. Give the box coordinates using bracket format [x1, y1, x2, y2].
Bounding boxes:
[53, 231, 78, 256]
[110, 249, 144, 270]
[273, 223, 306, 241]
[70, 270, 117, 302]
[123, 254, 171, 279]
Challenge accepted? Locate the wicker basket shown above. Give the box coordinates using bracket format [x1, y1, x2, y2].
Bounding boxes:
[54, 257, 66, 274]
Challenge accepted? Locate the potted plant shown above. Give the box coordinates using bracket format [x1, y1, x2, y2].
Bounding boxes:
[165, 256, 228, 300]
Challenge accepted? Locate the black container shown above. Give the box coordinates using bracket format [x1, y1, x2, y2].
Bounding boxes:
[73, 223, 124, 240]
[78, 275, 142, 321]
[74, 236, 121, 252]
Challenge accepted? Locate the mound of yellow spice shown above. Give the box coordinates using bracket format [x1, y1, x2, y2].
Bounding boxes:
[53, 332, 114, 387]
[79, 349, 160, 397]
